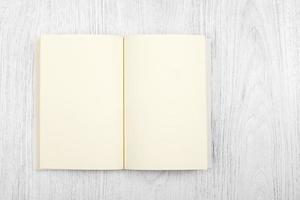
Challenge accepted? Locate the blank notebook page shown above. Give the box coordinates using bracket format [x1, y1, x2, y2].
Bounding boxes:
[39, 35, 123, 169]
[124, 35, 209, 170]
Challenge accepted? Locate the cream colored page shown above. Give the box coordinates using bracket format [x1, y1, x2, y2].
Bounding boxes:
[125, 35, 208, 170]
[39, 35, 123, 169]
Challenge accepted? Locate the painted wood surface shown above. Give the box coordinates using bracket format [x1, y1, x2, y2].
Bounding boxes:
[0, 0, 299, 199]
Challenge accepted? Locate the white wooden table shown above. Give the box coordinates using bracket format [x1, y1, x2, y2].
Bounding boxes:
[0, 0, 299, 199]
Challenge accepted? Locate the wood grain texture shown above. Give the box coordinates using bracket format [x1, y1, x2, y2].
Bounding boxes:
[0, 0, 299, 199]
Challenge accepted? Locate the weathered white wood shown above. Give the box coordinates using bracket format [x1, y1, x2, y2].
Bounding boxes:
[0, 0, 299, 199]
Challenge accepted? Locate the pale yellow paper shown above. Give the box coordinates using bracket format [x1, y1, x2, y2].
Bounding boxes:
[124, 35, 209, 170]
[39, 35, 123, 169]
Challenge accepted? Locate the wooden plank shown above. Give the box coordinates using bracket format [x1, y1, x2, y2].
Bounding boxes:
[0, 0, 299, 199]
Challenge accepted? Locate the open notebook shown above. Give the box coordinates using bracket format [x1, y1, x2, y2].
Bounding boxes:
[37, 35, 211, 170]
